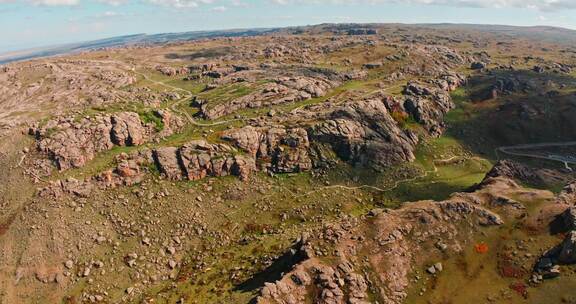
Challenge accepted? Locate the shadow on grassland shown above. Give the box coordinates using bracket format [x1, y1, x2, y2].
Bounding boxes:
[445, 69, 576, 161]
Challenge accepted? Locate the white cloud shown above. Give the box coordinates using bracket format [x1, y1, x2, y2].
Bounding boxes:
[267, 0, 576, 11]
[4, 0, 219, 7]
[6, 0, 576, 11]
[146, 0, 213, 8]
[211, 5, 227, 11]
[97, 0, 128, 6]
[31, 0, 78, 5]
[230, 0, 247, 7]
[101, 10, 121, 17]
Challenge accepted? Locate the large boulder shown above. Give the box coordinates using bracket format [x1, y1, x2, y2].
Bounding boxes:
[403, 82, 454, 137]
[111, 112, 146, 146]
[34, 112, 148, 171]
[557, 231, 576, 264]
[310, 98, 417, 170]
[221, 126, 261, 157]
[539, 231, 576, 269]
[222, 126, 312, 173]
[535, 204, 576, 275]
[152, 140, 256, 181]
[153, 147, 182, 181]
[562, 207, 576, 231]
[471, 62, 487, 70]
[231, 155, 256, 181]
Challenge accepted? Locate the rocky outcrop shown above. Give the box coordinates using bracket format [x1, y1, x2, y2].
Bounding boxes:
[110, 112, 146, 146]
[180, 140, 255, 181]
[402, 75, 465, 137]
[485, 160, 545, 186]
[536, 231, 576, 278]
[33, 112, 148, 171]
[310, 98, 418, 170]
[261, 261, 369, 304]
[213, 74, 465, 172]
[199, 76, 338, 119]
[431, 73, 466, 92]
[153, 147, 182, 181]
[257, 176, 516, 304]
[480, 76, 526, 100]
[34, 116, 114, 171]
[155, 65, 190, 76]
[557, 182, 576, 205]
[222, 126, 312, 173]
[534, 190, 576, 278]
[152, 140, 256, 181]
[39, 150, 151, 198]
[38, 178, 94, 199]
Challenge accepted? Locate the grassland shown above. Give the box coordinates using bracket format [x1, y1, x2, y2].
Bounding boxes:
[404, 192, 576, 304]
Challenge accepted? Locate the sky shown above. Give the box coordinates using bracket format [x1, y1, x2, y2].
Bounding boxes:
[1, 0, 576, 53]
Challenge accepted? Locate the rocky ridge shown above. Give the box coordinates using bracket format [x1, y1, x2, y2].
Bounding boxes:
[31, 111, 183, 172]
[198, 76, 340, 120]
[256, 175, 526, 304]
[402, 73, 466, 136]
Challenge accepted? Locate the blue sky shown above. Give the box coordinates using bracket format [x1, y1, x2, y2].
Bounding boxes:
[1, 0, 575, 53]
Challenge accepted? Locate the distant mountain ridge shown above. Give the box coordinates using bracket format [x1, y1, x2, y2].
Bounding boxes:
[0, 28, 278, 65]
[2, 23, 576, 65]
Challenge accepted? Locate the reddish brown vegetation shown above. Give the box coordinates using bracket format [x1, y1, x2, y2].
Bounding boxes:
[474, 243, 489, 254]
[509, 282, 528, 299]
[498, 252, 526, 278]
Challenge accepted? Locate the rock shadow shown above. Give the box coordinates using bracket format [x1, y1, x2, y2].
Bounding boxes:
[234, 239, 308, 294]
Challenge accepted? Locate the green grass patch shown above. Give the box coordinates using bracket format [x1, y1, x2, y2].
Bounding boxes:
[139, 110, 165, 132]
[199, 83, 260, 109]
[51, 145, 138, 180]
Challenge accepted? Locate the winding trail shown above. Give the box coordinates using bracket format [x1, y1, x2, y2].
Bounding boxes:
[293, 156, 461, 198]
[496, 141, 576, 169]
[223, 156, 472, 219]
[132, 67, 244, 127]
[134, 66, 404, 128]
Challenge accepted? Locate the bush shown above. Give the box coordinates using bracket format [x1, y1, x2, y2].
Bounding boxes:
[391, 110, 409, 126]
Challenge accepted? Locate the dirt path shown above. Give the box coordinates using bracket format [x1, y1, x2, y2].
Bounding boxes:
[132, 68, 244, 127]
[224, 156, 469, 218]
[496, 141, 576, 168]
[293, 156, 461, 198]
[79, 59, 244, 127]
